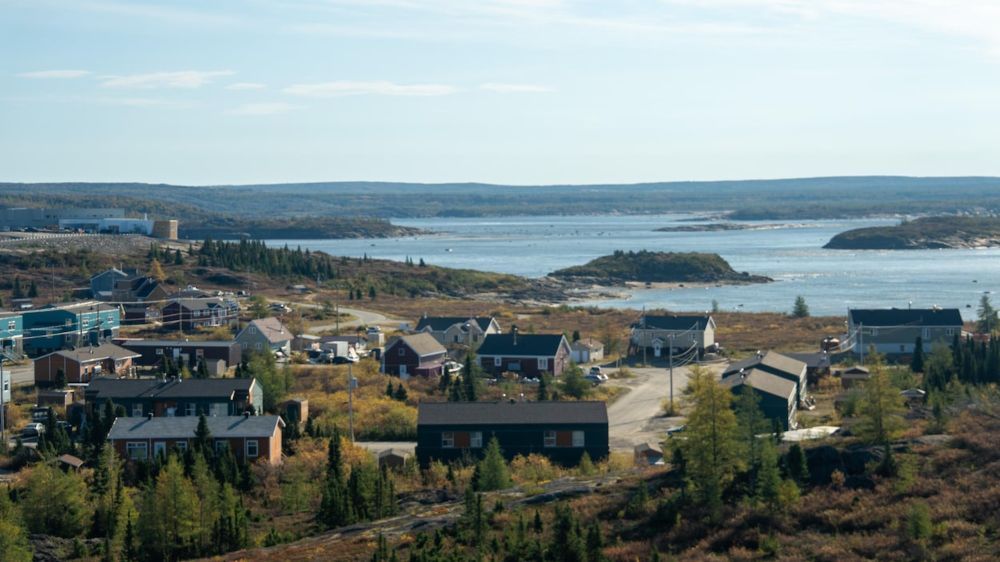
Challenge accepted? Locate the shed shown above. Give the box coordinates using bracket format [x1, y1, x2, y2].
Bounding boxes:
[37, 388, 76, 408]
[280, 397, 309, 426]
[571, 338, 605, 364]
[378, 448, 411, 470]
[57, 453, 85, 471]
[633, 442, 664, 466]
[838, 366, 871, 389]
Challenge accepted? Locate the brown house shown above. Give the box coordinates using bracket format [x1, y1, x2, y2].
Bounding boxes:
[115, 338, 241, 373]
[107, 413, 284, 465]
[477, 333, 572, 378]
[161, 298, 239, 331]
[382, 333, 447, 378]
[34, 343, 140, 386]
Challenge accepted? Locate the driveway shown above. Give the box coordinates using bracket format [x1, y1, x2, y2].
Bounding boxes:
[269, 299, 405, 331]
[605, 362, 725, 451]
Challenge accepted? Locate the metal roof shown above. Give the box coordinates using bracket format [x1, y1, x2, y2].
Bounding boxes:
[721, 369, 797, 402]
[638, 314, 713, 331]
[476, 333, 567, 357]
[86, 377, 255, 400]
[417, 400, 608, 426]
[39, 343, 140, 363]
[242, 317, 291, 344]
[387, 333, 447, 357]
[117, 339, 237, 348]
[107, 414, 283, 440]
[848, 308, 963, 327]
[724, 351, 807, 380]
[415, 316, 495, 332]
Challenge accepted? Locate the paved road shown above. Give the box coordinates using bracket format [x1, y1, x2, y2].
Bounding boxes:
[4, 362, 34, 387]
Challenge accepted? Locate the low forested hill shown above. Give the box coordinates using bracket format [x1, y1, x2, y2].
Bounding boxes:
[549, 250, 771, 284]
[825, 216, 1000, 249]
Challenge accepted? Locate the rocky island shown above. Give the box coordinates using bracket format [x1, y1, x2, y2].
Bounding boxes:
[548, 250, 772, 285]
[824, 216, 1000, 250]
[655, 222, 787, 232]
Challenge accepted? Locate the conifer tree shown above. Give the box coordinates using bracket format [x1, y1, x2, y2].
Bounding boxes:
[911, 336, 925, 373]
[476, 437, 511, 491]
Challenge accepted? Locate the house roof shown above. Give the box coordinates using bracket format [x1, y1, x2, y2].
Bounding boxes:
[417, 400, 608, 426]
[721, 369, 797, 402]
[848, 308, 963, 327]
[57, 454, 85, 468]
[168, 297, 226, 311]
[637, 314, 713, 331]
[116, 339, 237, 349]
[476, 333, 567, 357]
[415, 316, 495, 332]
[724, 351, 807, 380]
[107, 414, 283, 440]
[388, 333, 447, 357]
[571, 338, 604, 351]
[784, 352, 833, 369]
[90, 268, 136, 282]
[86, 377, 255, 400]
[242, 317, 290, 344]
[39, 343, 140, 364]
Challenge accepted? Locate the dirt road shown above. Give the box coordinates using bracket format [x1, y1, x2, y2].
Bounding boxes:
[605, 362, 725, 450]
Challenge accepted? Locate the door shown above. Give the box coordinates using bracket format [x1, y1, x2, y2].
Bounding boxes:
[653, 340, 662, 358]
[153, 441, 166, 458]
[399, 365, 409, 380]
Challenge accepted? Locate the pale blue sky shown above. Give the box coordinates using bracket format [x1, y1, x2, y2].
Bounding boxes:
[3, 0, 1000, 185]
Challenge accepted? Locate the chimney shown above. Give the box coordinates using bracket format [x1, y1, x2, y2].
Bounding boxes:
[243, 411, 250, 419]
[146, 412, 153, 420]
[512, 327, 518, 346]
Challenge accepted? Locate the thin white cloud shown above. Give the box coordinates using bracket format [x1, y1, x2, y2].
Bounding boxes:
[283, 80, 457, 97]
[480, 82, 553, 93]
[95, 97, 192, 108]
[225, 82, 267, 90]
[17, 69, 91, 79]
[100, 70, 235, 89]
[226, 102, 296, 115]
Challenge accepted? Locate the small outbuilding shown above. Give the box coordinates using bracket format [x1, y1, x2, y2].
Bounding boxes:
[571, 338, 605, 364]
[633, 442, 664, 466]
[838, 366, 871, 389]
[378, 448, 411, 470]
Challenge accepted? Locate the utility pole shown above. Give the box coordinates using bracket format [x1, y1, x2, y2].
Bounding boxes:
[347, 362, 356, 442]
[859, 322, 865, 366]
[668, 334, 675, 412]
[0, 354, 6, 448]
[336, 302, 340, 335]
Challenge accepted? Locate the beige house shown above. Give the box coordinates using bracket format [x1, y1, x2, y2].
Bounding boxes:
[630, 314, 717, 357]
[571, 338, 605, 364]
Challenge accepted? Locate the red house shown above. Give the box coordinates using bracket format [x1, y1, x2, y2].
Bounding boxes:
[382, 333, 447, 378]
[477, 332, 571, 378]
[107, 413, 284, 465]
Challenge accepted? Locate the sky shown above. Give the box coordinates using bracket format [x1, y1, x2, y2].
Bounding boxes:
[3, 0, 1000, 185]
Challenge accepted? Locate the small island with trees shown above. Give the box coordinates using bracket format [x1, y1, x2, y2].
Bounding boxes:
[549, 250, 772, 285]
[824, 216, 1000, 250]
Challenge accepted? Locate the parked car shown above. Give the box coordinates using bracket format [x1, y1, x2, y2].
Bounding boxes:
[444, 361, 463, 375]
[584, 373, 604, 385]
[21, 422, 45, 438]
[332, 355, 357, 365]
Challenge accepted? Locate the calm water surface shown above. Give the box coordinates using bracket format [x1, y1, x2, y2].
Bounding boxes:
[271, 215, 1000, 319]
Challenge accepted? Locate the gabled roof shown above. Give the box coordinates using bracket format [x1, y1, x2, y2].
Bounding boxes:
[571, 338, 604, 351]
[784, 352, 832, 369]
[721, 369, 796, 402]
[241, 317, 291, 344]
[637, 314, 713, 331]
[415, 316, 495, 332]
[167, 297, 226, 311]
[90, 268, 137, 282]
[848, 308, 963, 327]
[116, 339, 237, 349]
[417, 400, 608, 426]
[86, 377, 255, 400]
[39, 343, 140, 364]
[724, 351, 807, 380]
[387, 333, 447, 357]
[107, 415, 283, 440]
[476, 333, 567, 357]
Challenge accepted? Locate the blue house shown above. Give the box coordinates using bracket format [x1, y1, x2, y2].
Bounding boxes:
[0, 312, 23, 355]
[22, 301, 120, 357]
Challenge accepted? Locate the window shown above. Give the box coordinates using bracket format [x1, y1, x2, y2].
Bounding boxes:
[153, 441, 166, 458]
[155, 348, 164, 355]
[572, 431, 585, 447]
[399, 346, 405, 356]
[470, 431, 483, 448]
[214, 440, 229, 453]
[249, 326, 256, 334]
[255, 343, 263, 351]
[441, 432, 455, 448]
[543, 430, 556, 448]
[7, 320, 15, 330]
[494, 356, 502, 367]
[131, 403, 143, 417]
[185, 403, 196, 416]
[946, 328, 956, 336]
[174, 441, 188, 453]
[126, 442, 148, 460]
[246, 440, 259, 458]
[538, 358, 548, 370]
[210, 403, 227, 417]
[455, 335, 461, 343]
[922, 328, 930, 339]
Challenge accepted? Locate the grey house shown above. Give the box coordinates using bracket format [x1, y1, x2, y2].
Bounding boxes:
[415, 316, 502, 346]
[848, 308, 963, 357]
[236, 317, 292, 356]
[723, 351, 808, 406]
[630, 314, 717, 357]
[90, 268, 138, 300]
[721, 368, 798, 430]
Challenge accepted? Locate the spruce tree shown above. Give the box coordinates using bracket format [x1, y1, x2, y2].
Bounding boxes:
[784, 443, 810, 485]
[911, 336, 925, 373]
[476, 437, 511, 491]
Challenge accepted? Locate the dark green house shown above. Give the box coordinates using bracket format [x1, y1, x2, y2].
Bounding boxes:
[721, 368, 798, 430]
[416, 401, 609, 467]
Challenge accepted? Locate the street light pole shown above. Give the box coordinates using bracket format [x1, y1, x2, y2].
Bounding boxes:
[347, 362, 355, 442]
[668, 334, 674, 413]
